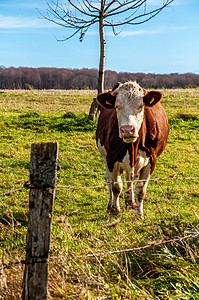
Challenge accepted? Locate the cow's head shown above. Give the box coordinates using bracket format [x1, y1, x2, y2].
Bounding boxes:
[97, 81, 162, 143]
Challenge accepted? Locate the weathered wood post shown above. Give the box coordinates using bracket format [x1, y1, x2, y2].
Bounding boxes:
[88, 97, 98, 121]
[22, 142, 59, 300]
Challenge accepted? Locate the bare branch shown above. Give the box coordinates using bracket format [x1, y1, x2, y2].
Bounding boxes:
[40, 0, 98, 33]
[105, 0, 146, 16]
[104, 18, 124, 35]
[82, 0, 100, 13]
[67, 0, 98, 17]
[43, 0, 173, 38]
[104, 0, 117, 13]
[107, 0, 171, 18]
[104, 1, 173, 27]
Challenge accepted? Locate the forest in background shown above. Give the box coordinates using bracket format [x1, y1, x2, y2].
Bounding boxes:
[0, 67, 199, 90]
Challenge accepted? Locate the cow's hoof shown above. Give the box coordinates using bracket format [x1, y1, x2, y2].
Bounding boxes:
[125, 201, 137, 210]
[134, 212, 144, 219]
[107, 206, 120, 214]
[126, 206, 134, 211]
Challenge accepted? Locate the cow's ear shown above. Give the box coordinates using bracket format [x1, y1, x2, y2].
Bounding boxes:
[97, 91, 116, 109]
[143, 91, 162, 106]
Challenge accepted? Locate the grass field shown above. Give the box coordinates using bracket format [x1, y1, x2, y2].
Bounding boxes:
[0, 88, 199, 299]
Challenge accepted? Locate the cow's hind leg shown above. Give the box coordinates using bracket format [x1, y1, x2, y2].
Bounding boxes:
[106, 164, 123, 213]
[135, 163, 151, 218]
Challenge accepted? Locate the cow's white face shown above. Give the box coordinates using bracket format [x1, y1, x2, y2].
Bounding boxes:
[115, 82, 145, 143]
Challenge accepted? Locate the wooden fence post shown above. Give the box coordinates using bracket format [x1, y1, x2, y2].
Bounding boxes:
[88, 97, 98, 121]
[22, 142, 59, 300]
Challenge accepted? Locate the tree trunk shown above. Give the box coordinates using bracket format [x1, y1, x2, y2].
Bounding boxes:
[89, 6, 105, 121]
[98, 11, 105, 95]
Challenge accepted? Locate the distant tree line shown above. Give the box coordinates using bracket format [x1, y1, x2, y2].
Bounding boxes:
[0, 67, 199, 90]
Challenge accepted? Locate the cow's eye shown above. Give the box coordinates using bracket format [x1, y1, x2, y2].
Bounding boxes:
[115, 105, 122, 110]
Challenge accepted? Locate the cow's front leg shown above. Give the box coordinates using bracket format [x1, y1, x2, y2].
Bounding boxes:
[135, 163, 151, 218]
[125, 171, 136, 210]
[106, 165, 123, 213]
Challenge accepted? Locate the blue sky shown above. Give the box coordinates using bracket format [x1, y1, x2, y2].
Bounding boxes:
[0, 0, 199, 74]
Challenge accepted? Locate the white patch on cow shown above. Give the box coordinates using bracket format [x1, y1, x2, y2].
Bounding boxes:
[97, 138, 107, 160]
[115, 81, 145, 142]
[134, 150, 151, 218]
[121, 152, 136, 209]
[134, 150, 150, 177]
[120, 152, 133, 176]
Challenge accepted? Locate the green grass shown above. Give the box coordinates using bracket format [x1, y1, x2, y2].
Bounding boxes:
[0, 89, 198, 299]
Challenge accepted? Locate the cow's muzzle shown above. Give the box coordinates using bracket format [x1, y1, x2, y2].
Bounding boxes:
[120, 126, 138, 143]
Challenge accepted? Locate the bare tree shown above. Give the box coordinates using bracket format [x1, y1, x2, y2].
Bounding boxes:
[41, 0, 173, 120]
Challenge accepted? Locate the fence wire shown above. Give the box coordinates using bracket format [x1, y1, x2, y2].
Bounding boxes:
[74, 230, 199, 258]
[0, 175, 199, 197]
[1, 175, 198, 280]
[57, 176, 199, 189]
[2, 228, 198, 270]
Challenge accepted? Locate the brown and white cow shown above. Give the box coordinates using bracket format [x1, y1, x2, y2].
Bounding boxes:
[96, 81, 169, 217]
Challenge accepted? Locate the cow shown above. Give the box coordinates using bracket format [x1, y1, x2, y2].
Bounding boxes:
[96, 81, 169, 218]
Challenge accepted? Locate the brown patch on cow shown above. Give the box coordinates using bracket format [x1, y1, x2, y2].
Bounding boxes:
[139, 103, 169, 173]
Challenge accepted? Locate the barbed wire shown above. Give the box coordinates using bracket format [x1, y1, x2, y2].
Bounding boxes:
[189, 136, 199, 155]
[1, 175, 198, 268]
[1, 261, 22, 270]
[57, 183, 107, 189]
[0, 187, 24, 197]
[0, 175, 199, 197]
[2, 229, 198, 270]
[75, 230, 199, 258]
[57, 176, 199, 190]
